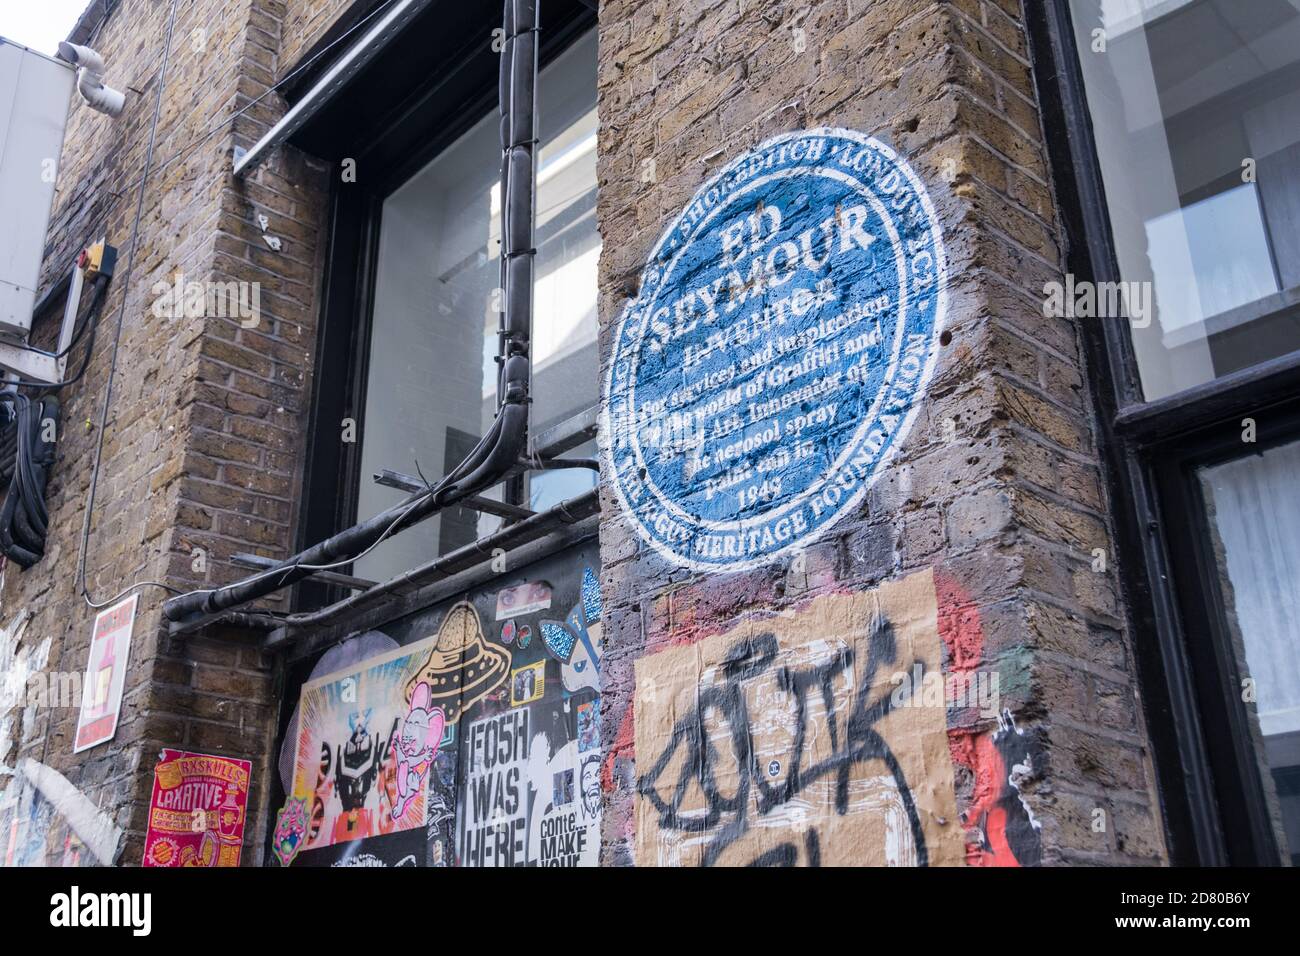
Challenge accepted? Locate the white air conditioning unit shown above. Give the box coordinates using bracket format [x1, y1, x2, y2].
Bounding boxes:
[0, 38, 75, 342]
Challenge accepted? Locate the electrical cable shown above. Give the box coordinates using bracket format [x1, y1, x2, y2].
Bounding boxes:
[178, 413, 503, 604]
[68, 0, 421, 612]
[0, 393, 60, 567]
[1, 275, 111, 389]
[161, 0, 539, 625]
[17, 0, 398, 371]
[76, 0, 182, 610]
[93, 0, 401, 211]
[5, 273, 106, 361]
[0, 272, 113, 568]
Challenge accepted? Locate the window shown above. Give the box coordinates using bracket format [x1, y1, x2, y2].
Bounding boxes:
[1032, 0, 1300, 865]
[1198, 439, 1300, 864]
[352, 30, 599, 582]
[1070, 0, 1300, 401]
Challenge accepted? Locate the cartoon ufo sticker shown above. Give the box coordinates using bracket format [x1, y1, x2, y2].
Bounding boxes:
[405, 602, 510, 723]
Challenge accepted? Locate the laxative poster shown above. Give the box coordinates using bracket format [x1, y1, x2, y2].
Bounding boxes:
[290, 635, 448, 854]
[73, 594, 137, 753]
[143, 750, 251, 867]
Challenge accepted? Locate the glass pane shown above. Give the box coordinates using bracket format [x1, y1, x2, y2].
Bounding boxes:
[528, 437, 598, 513]
[1199, 437, 1300, 864]
[355, 30, 599, 582]
[1071, 0, 1300, 401]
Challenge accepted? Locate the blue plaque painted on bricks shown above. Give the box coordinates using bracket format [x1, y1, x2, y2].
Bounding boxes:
[604, 128, 947, 571]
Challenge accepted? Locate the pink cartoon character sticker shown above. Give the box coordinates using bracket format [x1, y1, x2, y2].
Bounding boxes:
[392, 681, 445, 821]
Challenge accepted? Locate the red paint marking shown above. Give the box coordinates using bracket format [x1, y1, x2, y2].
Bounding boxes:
[610, 571, 1027, 866]
[935, 571, 1021, 867]
[602, 698, 636, 793]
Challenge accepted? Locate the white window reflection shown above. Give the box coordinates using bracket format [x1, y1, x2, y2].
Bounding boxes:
[1072, 0, 1300, 401]
[1200, 439, 1300, 864]
[355, 31, 599, 582]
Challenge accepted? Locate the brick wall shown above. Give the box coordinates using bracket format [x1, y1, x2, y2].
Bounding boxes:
[279, 0, 364, 76]
[1, 0, 335, 865]
[594, 0, 1169, 865]
[1, 0, 1172, 867]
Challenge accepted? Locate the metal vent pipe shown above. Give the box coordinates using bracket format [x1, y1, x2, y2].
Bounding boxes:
[163, 0, 540, 624]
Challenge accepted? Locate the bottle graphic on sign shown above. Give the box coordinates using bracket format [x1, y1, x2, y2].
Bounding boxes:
[218, 783, 243, 843]
[90, 633, 115, 717]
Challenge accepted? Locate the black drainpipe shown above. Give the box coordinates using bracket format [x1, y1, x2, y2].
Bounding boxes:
[163, 0, 540, 624]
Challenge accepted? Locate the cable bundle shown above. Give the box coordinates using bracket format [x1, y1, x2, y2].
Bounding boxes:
[0, 267, 111, 568]
[0, 393, 62, 568]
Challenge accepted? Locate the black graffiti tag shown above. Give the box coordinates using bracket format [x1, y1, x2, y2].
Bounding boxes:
[637, 616, 928, 866]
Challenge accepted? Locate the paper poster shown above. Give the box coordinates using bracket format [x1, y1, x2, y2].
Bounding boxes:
[457, 709, 531, 866]
[143, 750, 251, 867]
[539, 566, 604, 695]
[510, 659, 545, 706]
[495, 580, 552, 620]
[526, 735, 601, 867]
[73, 593, 137, 753]
[290, 606, 509, 856]
[455, 704, 602, 867]
[296, 828, 426, 867]
[291, 638, 436, 852]
[271, 797, 309, 867]
[272, 548, 601, 868]
[634, 568, 964, 867]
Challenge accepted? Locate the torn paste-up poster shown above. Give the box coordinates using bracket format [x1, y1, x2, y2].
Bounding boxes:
[456, 695, 602, 868]
[634, 568, 964, 867]
[495, 580, 553, 620]
[1, 759, 122, 867]
[73, 594, 137, 753]
[290, 605, 512, 860]
[523, 732, 601, 867]
[143, 750, 251, 867]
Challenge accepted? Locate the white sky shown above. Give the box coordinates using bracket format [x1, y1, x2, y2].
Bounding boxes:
[0, 0, 90, 57]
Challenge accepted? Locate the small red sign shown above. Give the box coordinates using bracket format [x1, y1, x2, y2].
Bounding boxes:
[74, 594, 137, 753]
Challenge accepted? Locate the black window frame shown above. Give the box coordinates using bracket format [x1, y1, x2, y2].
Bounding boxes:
[1027, 0, 1300, 865]
[288, 0, 599, 612]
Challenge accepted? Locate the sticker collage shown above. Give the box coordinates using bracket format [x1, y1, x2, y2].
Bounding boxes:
[271, 544, 603, 867]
